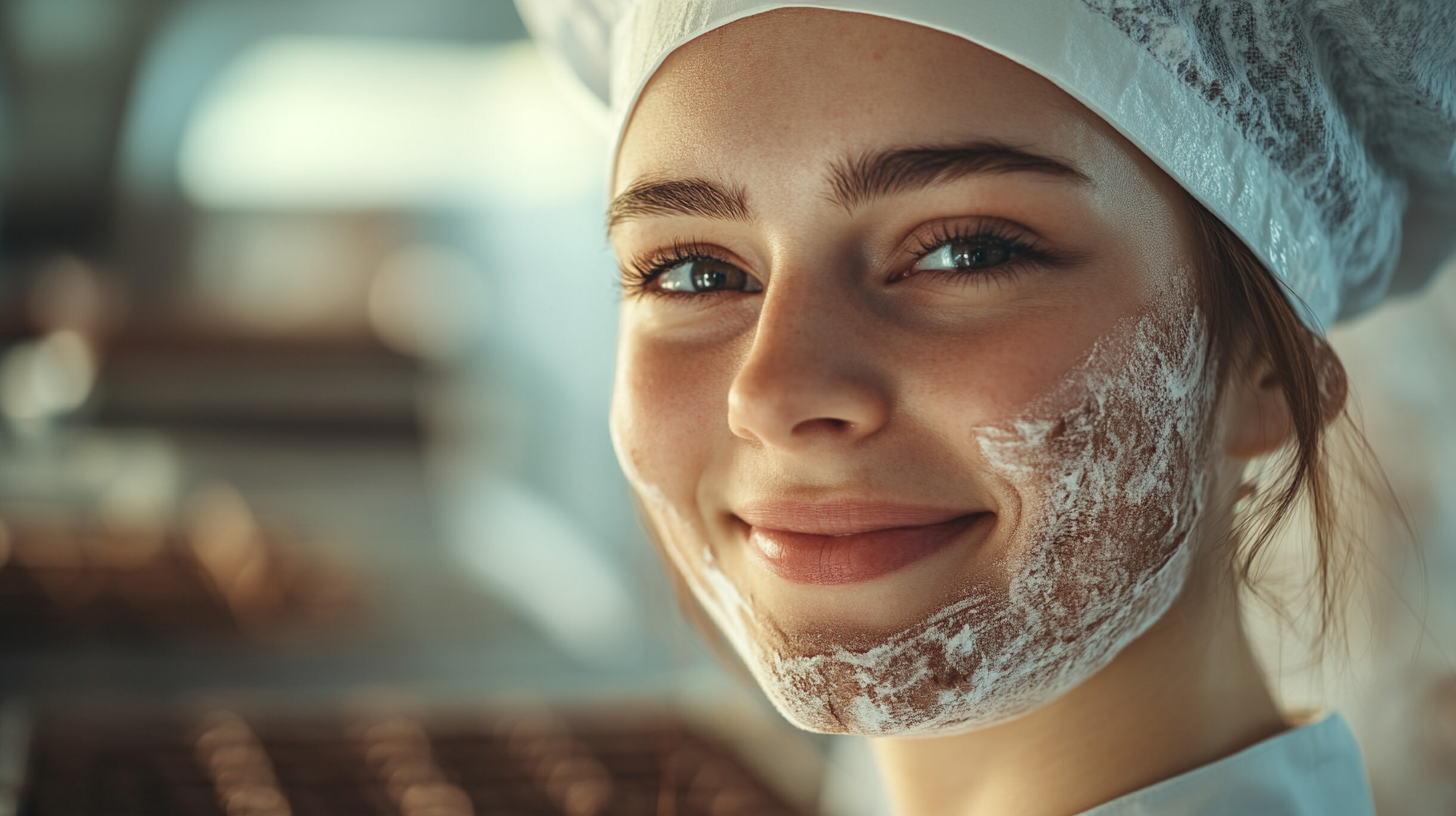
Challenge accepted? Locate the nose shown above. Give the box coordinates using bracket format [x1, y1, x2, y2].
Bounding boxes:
[727, 277, 890, 449]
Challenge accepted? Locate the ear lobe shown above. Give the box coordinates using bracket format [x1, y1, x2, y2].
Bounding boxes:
[1222, 357, 1294, 460]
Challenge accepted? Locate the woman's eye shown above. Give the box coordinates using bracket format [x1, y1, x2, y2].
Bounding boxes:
[914, 238, 1016, 273]
[656, 258, 763, 294]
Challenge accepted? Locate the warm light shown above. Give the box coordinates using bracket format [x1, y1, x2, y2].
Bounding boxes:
[0, 330, 97, 426]
[367, 244, 488, 360]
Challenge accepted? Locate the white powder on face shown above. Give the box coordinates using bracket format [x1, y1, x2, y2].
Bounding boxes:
[617, 292, 1217, 736]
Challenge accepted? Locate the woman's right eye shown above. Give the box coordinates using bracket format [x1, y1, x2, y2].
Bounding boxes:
[656, 258, 763, 294]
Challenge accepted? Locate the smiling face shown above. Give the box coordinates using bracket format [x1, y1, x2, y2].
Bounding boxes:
[609, 10, 1226, 735]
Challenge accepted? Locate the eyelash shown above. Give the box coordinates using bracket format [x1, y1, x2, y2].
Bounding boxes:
[905, 220, 1057, 284]
[620, 240, 731, 297]
[619, 220, 1060, 296]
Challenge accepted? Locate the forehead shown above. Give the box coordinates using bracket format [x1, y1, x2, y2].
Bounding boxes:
[614, 9, 1131, 193]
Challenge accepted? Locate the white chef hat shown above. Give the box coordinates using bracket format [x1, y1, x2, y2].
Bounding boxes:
[516, 0, 1456, 331]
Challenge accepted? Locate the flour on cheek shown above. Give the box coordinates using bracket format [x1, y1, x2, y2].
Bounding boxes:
[616, 296, 1216, 737]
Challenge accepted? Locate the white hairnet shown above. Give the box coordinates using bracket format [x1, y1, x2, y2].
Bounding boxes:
[516, 0, 1456, 330]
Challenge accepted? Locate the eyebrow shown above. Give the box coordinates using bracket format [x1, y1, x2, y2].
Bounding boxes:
[607, 177, 751, 231]
[606, 142, 1088, 232]
[826, 142, 1091, 210]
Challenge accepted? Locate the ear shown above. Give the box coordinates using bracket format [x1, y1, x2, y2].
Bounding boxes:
[1221, 355, 1293, 460]
[1312, 337, 1349, 427]
[1221, 341, 1346, 460]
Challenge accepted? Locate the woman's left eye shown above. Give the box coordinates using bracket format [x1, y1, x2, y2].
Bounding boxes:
[655, 258, 763, 294]
[913, 237, 1020, 274]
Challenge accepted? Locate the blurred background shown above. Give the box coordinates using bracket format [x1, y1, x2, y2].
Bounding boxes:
[0, 1, 1448, 814]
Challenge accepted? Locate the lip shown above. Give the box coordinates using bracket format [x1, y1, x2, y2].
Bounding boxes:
[736, 501, 990, 585]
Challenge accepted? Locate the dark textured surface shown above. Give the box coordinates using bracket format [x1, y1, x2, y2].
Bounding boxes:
[22, 711, 807, 816]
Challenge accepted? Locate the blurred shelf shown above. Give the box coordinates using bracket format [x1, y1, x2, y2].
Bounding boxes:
[21, 702, 820, 816]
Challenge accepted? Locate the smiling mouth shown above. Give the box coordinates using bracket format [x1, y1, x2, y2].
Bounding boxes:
[738, 507, 992, 586]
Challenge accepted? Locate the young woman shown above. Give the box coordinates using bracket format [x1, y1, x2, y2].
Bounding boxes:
[518, 2, 1456, 813]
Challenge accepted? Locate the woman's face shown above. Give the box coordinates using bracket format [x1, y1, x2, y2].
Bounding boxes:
[610, 10, 1220, 734]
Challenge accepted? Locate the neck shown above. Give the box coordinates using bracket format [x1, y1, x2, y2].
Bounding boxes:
[867, 549, 1286, 816]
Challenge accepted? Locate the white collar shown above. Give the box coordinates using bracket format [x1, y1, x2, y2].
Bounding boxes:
[1079, 713, 1374, 816]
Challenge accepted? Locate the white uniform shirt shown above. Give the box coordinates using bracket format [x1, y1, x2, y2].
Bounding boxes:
[1080, 714, 1374, 815]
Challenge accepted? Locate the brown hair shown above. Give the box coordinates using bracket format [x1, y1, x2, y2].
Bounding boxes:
[1185, 197, 1389, 645]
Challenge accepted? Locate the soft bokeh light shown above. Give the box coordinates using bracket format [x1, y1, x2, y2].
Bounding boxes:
[0, 331, 97, 427]
[368, 245, 490, 360]
[178, 37, 604, 209]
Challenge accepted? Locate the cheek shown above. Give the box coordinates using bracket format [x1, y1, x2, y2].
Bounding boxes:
[609, 329, 729, 508]
[900, 313, 1112, 435]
